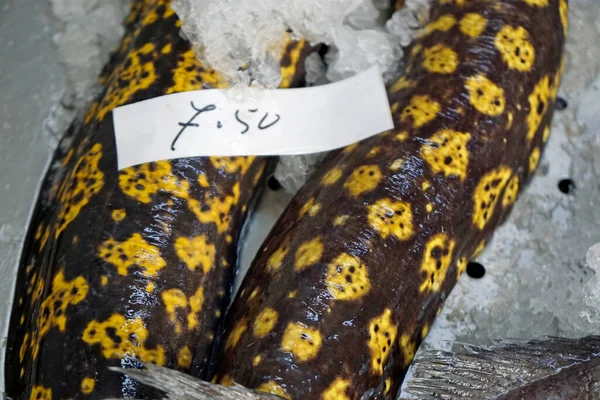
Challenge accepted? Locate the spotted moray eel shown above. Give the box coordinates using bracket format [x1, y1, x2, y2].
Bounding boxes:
[213, 0, 568, 399]
[4, 1, 316, 399]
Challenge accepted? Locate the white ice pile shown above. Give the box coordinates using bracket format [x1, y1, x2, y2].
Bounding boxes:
[582, 243, 600, 324]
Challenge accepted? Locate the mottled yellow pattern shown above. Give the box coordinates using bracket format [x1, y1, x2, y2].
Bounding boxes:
[111, 209, 126, 222]
[422, 44, 459, 74]
[503, 176, 520, 207]
[253, 307, 279, 338]
[325, 253, 371, 301]
[368, 199, 413, 240]
[472, 166, 512, 229]
[344, 165, 383, 197]
[456, 256, 468, 278]
[367, 309, 397, 375]
[420, 129, 471, 181]
[419, 233, 456, 292]
[119, 161, 189, 203]
[167, 50, 227, 94]
[299, 198, 322, 218]
[281, 322, 322, 362]
[401, 95, 441, 128]
[188, 183, 240, 233]
[267, 243, 289, 272]
[55, 144, 104, 238]
[459, 13, 487, 37]
[526, 76, 551, 141]
[174, 235, 215, 273]
[280, 39, 307, 89]
[495, 26, 535, 72]
[465, 74, 506, 116]
[29, 271, 88, 359]
[82, 314, 165, 364]
[322, 377, 351, 400]
[98, 43, 157, 120]
[210, 156, 255, 174]
[98, 233, 166, 277]
[295, 238, 324, 271]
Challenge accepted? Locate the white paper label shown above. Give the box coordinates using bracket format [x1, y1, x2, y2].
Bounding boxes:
[113, 66, 394, 170]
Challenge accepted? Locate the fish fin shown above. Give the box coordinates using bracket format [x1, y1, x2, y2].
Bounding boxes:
[401, 336, 600, 399]
[108, 363, 281, 400]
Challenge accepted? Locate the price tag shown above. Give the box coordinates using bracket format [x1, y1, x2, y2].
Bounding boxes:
[113, 66, 394, 170]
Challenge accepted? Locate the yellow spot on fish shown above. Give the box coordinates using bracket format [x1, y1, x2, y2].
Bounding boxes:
[281, 322, 322, 362]
[543, 126, 551, 143]
[254, 307, 279, 338]
[495, 26, 535, 72]
[188, 183, 240, 233]
[174, 235, 215, 273]
[197, 173, 210, 188]
[267, 242, 289, 272]
[253, 355, 262, 366]
[288, 291, 297, 298]
[321, 168, 343, 185]
[422, 181, 431, 191]
[368, 198, 413, 240]
[101, 275, 108, 286]
[472, 166, 512, 229]
[466, 75, 506, 116]
[30, 385, 52, 400]
[421, 129, 471, 181]
[395, 131, 408, 142]
[390, 159, 404, 171]
[225, 320, 248, 350]
[367, 147, 381, 157]
[460, 13, 487, 37]
[323, 377, 351, 400]
[419, 233, 456, 293]
[529, 147, 540, 173]
[219, 374, 233, 385]
[146, 282, 155, 293]
[334, 215, 349, 226]
[473, 240, 486, 258]
[426, 203, 433, 213]
[257, 381, 291, 399]
[280, 38, 306, 89]
[295, 238, 324, 271]
[326, 253, 371, 300]
[161, 43, 172, 54]
[81, 377, 95, 395]
[368, 309, 397, 375]
[526, 76, 551, 142]
[421, 14, 456, 36]
[523, 0, 548, 6]
[119, 161, 189, 203]
[401, 95, 441, 128]
[422, 44, 459, 74]
[422, 324, 430, 338]
[344, 165, 382, 197]
[82, 313, 165, 364]
[559, 0, 568, 35]
[99, 233, 166, 277]
[111, 209, 126, 222]
[178, 346, 192, 368]
[55, 144, 104, 238]
[503, 176, 520, 207]
[390, 76, 416, 92]
[210, 156, 254, 175]
[299, 198, 322, 218]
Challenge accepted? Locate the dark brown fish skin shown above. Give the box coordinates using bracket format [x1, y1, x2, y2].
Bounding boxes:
[4, 1, 314, 399]
[214, 0, 567, 399]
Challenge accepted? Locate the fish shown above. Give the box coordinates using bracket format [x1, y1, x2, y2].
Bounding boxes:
[400, 336, 600, 399]
[108, 335, 600, 400]
[210, 0, 569, 399]
[3, 0, 316, 399]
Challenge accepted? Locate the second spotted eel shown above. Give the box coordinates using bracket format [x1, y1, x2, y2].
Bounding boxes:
[4, 0, 316, 399]
[212, 0, 568, 399]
